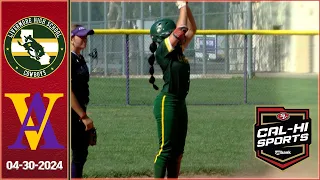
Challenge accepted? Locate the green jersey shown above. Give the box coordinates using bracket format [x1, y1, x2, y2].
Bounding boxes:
[155, 37, 190, 99]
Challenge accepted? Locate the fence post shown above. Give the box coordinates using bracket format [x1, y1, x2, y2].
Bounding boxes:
[125, 34, 130, 105]
[103, 2, 108, 76]
[161, 2, 164, 18]
[224, 2, 229, 74]
[244, 35, 248, 104]
[309, 35, 314, 73]
[140, 2, 144, 75]
[88, 2, 92, 74]
[247, 1, 253, 78]
[202, 35, 207, 75]
[202, 2, 207, 75]
[121, 2, 126, 76]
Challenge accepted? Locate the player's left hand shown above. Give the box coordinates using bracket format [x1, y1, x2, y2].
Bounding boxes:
[176, 1, 188, 9]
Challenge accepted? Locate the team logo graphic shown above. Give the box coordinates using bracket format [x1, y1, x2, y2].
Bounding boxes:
[254, 107, 311, 170]
[5, 92, 64, 150]
[4, 16, 65, 78]
[277, 112, 290, 121]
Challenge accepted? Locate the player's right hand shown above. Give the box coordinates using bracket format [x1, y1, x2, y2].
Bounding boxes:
[82, 117, 94, 131]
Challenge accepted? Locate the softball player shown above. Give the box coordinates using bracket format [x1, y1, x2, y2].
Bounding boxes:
[70, 24, 95, 178]
[148, 1, 197, 178]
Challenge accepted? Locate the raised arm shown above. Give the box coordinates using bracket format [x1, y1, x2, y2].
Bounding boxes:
[167, 1, 197, 52]
[167, 2, 188, 48]
[183, 5, 197, 50]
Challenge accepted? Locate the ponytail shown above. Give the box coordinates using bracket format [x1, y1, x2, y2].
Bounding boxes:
[148, 41, 159, 90]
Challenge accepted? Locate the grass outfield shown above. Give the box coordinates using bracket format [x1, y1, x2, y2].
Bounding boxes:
[88, 76, 318, 105]
[82, 76, 318, 178]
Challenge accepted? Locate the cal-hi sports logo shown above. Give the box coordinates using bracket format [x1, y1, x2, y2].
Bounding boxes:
[5, 92, 64, 150]
[254, 107, 311, 170]
[4, 16, 65, 78]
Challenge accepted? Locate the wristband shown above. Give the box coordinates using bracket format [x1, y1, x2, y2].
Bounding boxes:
[80, 112, 87, 120]
[173, 26, 188, 42]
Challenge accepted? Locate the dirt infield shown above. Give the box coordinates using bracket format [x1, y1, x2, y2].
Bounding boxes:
[260, 158, 318, 178]
[178, 156, 318, 179]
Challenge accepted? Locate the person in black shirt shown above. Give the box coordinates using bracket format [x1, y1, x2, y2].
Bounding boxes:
[70, 24, 94, 178]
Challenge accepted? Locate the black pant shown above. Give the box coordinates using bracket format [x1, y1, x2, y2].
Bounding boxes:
[71, 108, 89, 178]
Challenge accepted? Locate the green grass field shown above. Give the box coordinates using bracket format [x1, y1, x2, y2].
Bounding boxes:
[82, 76, 318, 178]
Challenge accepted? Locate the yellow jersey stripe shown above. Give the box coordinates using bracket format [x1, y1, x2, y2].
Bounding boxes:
[154, 95, 166, 163]
[164, 38, 174, 53]
[12, 52, 58, 56]
[12, 38, 58, 43]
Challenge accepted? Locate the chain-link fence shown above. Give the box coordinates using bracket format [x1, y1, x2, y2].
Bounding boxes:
[72, 2, 231, 30]
[71, 1, 318, 106]
[83, 34, 312, 76]
[81, 33, 318, 106]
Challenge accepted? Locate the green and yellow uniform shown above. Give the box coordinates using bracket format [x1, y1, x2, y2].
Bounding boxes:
[153, 37, 190, 178]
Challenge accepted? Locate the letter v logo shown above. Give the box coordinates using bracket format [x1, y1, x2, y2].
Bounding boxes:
[5, 92, 64, 150]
